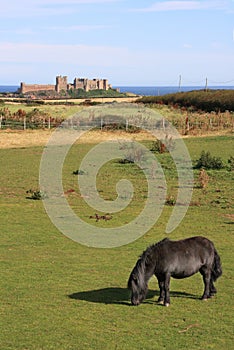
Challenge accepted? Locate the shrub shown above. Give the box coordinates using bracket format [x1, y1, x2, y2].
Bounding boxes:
[198, 169, 209, 189]
[26, 189, 46, 200]
[118, 142, 145, 164]
[227, 156, 234, 171]
[194, 151, 224, 169]
[151, 135, 175, 153]
[165, 195, 176, 206]
[73, 169, 86, 175]
[137, 89, 234, 112]
[118, 158, 134, 164]
[150, 139, 162, 152]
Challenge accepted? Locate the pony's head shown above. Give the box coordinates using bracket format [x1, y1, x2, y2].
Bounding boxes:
[127, 260, 148, 306]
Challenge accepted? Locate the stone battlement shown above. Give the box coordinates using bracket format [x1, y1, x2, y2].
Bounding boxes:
[20, 75, 110, 94]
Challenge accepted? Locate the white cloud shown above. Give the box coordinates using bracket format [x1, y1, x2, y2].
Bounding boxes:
[0, 28, 36, 36]
[0, 25, 111, 37]
[0, 4, 75, 17]
[36, 0, 118, 3]
[133, 1, 229, 12]
[210, 41, 222, 49]
[183, 43, 193, 48]
[1, 41, 233, 67]
[0, 0, 121, 18]
[0, 42, 233, 85]
[48, 24, 111, 32]
[0, 42, 130, 67]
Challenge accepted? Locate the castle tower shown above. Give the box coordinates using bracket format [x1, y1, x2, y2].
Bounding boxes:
[97, 80, 103, 90]
[103, 79, 108, 90]
[84, 79, 89, 92]
[56, 76, 68, 93]
[20, 82, 26, 94]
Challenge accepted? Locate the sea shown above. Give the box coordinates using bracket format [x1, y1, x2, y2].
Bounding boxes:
[0, 85, 233, 96]
[115, 86, 234, 96]
[0, 86, 19, 93]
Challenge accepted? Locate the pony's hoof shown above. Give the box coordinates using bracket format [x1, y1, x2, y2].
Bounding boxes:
[164, 303, 170, 307]
[157, 300, 164, 305]
[209, 292, 216, 298]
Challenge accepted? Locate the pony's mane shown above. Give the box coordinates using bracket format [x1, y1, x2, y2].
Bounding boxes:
[139, 238, 169, 268]
[128, 238, 170, 290]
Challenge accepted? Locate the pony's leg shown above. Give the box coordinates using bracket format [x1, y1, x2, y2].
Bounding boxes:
[200, 267, 211, 300]
[156, 277, 165, 304]
[209, 279, 217, 297]
[164, 273, 171, 307]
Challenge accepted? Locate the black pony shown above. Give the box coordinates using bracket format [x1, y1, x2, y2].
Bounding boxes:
[128, 236, 222, 306]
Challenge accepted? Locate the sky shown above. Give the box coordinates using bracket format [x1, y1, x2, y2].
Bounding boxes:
[0, 0, 234, 86]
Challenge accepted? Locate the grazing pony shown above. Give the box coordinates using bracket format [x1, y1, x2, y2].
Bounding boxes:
[128, 236, 222, 306]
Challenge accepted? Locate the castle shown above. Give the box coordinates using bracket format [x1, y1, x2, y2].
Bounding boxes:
[19, 75, 110, 94]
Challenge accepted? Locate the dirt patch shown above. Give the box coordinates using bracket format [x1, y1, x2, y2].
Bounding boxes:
[223, 214, 234, 221]
[0, 129, 155, 149]
[0, 130, 53, 149]
[1, 128, 231, 149]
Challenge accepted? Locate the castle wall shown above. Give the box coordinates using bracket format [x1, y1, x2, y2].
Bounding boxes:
[88, 79, 98, 91]
[20, 76, 109, 94]
[20, 83, 55, 94]
[73, 78, 86, 90]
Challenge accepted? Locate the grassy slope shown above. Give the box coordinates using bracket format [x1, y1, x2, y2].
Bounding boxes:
[0, 136, 233, 350]
[1, 102, 233, 137]
[137, 89, 234, 112]
[0, 102, 83, 119]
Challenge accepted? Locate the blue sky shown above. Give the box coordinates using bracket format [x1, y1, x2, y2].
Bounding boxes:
[1, 0, 234, 86]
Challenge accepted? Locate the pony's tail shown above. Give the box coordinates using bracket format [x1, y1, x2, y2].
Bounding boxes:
[211, 248, 222, 282]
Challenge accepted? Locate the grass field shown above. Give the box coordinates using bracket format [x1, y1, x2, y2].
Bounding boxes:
[0, 130, 233, 349]
[0, 102, 83, 119]
[1, 101, 233, 136]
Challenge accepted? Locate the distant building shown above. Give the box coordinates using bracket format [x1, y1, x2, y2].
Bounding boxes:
[19, 75, 111, 94]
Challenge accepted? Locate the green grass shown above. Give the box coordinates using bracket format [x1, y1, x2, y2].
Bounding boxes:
[0, 135, 233, 349]
[1, 103, 83, 119]
[67, 88, 127, 98]
[137, 89, 234, 112]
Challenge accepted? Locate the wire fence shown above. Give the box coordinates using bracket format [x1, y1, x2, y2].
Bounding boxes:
[0, 114, 233, 134]
[0, 116, 62, 130]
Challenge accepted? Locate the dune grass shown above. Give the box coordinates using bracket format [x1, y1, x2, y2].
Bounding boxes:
[0, 135, 233, 349]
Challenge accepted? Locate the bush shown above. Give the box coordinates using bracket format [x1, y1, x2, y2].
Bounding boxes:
[165, 195, 176, 206]
[198, 169, 209, 189]
[26, 189, 46, 200]
[151, 136, 175, 153]
[150, 139, 162, 152]
[118, 141, 145, 164]
[73, 169, 86, 175]
[227, 156, 234, 171]
[137, 89, 234, 112]
[194, 151, 224, 169]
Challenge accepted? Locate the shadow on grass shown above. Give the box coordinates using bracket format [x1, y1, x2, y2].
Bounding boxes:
[68, 287, 131, 306]
[68, 288, 198, 305]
